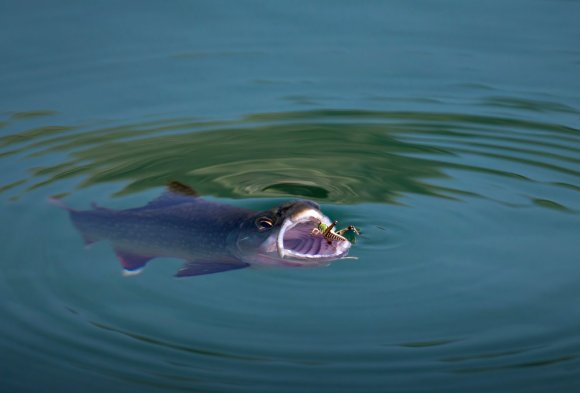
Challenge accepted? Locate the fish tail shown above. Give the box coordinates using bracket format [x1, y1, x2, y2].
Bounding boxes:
[50, 198, 99, 246]
[48, 197, 73, 211]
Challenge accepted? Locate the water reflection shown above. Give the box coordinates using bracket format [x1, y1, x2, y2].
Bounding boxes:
[90, 320, 263, 361]
[452, 354, 578, 373]
[2, 110, 578, 211]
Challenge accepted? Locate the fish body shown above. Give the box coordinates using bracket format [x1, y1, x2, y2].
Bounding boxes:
[55, 182, 351, 277]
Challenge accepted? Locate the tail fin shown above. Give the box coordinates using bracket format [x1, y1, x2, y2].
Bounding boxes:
[49, 197, 72, 211]
[50, 197, 98, 246]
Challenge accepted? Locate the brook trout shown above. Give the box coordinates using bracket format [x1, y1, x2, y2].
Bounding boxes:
[53, 182, 352, 277]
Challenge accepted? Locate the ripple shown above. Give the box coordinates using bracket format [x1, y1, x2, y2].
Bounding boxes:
[9, 109, 59, 120]
[262, 182, 330, 198]
[0, 110, 577, 213]
[483, 96, 580, 115]
[1, 108, 580, 392]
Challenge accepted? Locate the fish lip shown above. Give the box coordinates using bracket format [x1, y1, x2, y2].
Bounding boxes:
[276, 209, 328, 258]
[275, 209, 350, 261]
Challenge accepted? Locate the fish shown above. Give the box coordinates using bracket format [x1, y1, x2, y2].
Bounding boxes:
[52, 182, 352, 277]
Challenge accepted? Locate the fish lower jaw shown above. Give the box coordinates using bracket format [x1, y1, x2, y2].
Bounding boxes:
[271, 234, 351, 262]
[282, 248, 350, 261]
[276, 210, 330, 258]
[256, 240, 351, 266]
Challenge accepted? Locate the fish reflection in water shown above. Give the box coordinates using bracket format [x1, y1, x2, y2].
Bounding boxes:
[52, 182, 353, 277]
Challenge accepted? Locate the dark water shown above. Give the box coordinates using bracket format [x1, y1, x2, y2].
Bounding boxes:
[1, 1, 580, 392]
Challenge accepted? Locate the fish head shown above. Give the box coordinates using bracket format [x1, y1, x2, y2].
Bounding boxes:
[233, 200, 351, 266]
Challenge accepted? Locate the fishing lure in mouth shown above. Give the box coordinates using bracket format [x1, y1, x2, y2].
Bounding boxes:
[311, 220, 361, 245]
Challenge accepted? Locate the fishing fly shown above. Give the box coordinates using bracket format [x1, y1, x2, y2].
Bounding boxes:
[311, 220, 360, 245]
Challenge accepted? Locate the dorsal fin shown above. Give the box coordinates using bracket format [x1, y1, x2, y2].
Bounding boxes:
[167, 181, 198, 197]
[143, 181, 199, 209]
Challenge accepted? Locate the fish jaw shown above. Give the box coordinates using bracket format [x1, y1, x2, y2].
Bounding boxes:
[253, 208, 352, 267]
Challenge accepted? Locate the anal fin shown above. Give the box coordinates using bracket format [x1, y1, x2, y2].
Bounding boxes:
[175, 261, 249, 277]
[114, 248, 154, 273]
[81, 233, 98, 247]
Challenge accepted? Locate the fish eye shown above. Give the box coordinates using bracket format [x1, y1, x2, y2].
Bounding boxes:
[256, 217, 274, 231]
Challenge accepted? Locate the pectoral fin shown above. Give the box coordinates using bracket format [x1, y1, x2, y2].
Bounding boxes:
[175, 261, 249, 277]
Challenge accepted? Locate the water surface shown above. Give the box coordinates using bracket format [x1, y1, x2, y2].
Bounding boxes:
[1, 1, 579, 392]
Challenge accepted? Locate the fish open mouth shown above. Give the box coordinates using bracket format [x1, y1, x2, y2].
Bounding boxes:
[276, 210, 351, 261]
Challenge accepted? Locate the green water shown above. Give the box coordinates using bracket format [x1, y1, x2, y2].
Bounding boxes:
[1, 1, 579, 392]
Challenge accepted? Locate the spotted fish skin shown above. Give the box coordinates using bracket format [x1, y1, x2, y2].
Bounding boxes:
[70, 197, 252, 271]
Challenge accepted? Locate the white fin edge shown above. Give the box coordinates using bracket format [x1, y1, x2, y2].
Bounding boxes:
[122, 268, 144, 277]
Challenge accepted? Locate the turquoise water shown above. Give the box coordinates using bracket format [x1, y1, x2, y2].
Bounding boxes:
[1, 1, 580, 392]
